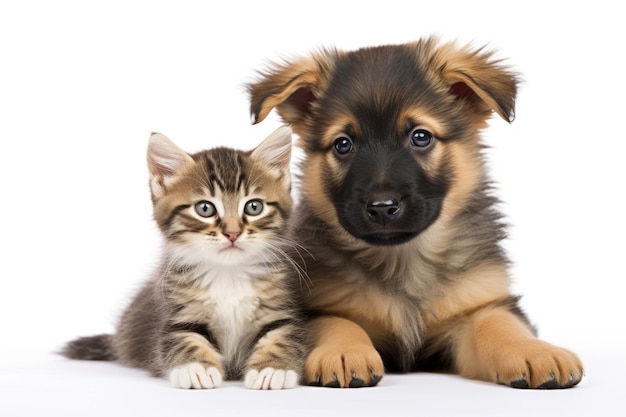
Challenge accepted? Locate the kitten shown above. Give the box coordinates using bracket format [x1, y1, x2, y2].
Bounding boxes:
[62, 126, 306, 390]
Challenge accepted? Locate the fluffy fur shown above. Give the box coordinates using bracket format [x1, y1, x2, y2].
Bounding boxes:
[248, 37, 583, 389]
[62, 126, 307, 389]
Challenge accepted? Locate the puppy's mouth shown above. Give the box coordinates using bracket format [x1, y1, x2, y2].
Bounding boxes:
[359, 230, 418, 246]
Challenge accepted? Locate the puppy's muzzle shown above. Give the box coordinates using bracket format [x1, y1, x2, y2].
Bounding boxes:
[366, 197, 401, 226]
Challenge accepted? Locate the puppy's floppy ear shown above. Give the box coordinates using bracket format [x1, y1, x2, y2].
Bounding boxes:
[432, 40, 519, 123]
[247, 54, 330, 127]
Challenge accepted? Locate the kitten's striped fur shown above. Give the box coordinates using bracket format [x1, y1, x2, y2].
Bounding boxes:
[62, 126, 307, 389]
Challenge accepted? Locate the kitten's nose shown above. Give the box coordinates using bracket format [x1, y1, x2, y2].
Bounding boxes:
[223, 231, 241, 242]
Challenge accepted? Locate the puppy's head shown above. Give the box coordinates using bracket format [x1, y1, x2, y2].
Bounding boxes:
[248, 38, 517, 246]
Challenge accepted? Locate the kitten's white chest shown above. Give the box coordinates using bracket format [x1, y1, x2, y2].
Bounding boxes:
[201, 267, 259, 359]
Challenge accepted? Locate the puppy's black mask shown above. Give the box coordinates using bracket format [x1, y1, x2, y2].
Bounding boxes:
[328, 131, 448, 246]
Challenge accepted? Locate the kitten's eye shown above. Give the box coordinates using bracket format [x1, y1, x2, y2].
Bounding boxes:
[333, 136, 353, 156]
[194, 201, 216, 218]
[410, 128, 435, 149]
[244, 199, 264, 216]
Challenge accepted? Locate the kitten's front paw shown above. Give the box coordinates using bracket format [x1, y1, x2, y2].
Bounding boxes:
[169, 363, 223, 389]
[244, 368, 299, 390]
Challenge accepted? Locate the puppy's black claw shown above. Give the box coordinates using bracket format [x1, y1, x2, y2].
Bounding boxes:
[307, 375, 321, 387]
[564, 373, 581, 388]
[369, 374, 383, 386]
[510, 378, 529, 389]
[537, 379, 559, 389]
[348, 377, 364, 388]
[324, 379, 341, 388]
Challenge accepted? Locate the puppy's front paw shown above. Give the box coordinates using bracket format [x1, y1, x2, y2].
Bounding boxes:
[244, 368, 299, 390]
[494, 340, 583, 389]
[168, 362, 223, 389]
[305, 343, 384, 388]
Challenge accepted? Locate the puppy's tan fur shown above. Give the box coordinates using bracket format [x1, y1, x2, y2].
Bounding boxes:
[248, 38, 583, 388]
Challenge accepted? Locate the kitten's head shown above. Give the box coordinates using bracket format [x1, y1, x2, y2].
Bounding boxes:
[147, 126, 293, 268]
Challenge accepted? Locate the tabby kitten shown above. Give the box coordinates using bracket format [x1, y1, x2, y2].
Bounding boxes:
[62, 126, 306, 390]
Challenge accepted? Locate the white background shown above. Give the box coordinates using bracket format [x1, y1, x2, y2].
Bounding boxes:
[1, 1, 624, 416]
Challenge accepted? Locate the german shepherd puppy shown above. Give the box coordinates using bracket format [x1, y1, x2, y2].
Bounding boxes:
[247, 37, 583, 389]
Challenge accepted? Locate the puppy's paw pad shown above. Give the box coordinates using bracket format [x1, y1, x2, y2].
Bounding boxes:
[169, 363, 223, 389]
[244, 368, 298, 390]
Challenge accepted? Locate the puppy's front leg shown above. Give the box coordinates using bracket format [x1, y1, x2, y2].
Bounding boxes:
[305, 316, 384, 387]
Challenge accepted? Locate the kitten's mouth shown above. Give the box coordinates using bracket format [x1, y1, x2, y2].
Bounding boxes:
[220, 243, 243, 252]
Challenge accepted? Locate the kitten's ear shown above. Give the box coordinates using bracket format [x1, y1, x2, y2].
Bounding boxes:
[251, 125, 292, 177]
[147, 133, 194, 197]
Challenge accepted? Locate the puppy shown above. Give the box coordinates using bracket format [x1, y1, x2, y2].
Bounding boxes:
[247, 37, 583, 389]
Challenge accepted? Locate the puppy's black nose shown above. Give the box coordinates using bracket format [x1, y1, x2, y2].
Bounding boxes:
[366, 198, 400, 225]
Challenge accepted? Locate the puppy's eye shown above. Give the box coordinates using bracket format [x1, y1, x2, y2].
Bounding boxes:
[410, 128, 434, 149]
[195, 201, 217, 218]
[244, 199, 264, 216]
[334, 137, 354, 155]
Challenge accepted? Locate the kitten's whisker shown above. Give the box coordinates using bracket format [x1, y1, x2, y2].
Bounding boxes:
[255, 240, 312, 293]
[270, 236, 315, 263]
